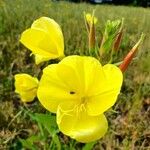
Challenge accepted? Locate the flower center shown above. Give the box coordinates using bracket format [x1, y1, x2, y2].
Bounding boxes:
[74, 96, 87, 116]
[70, 91, 75, 94]
[80, 97, 86, 105]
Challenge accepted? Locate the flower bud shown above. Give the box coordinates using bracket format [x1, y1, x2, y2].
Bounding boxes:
[14, 74, 39, 102]
[119, 34, 144, 72]
[84, 12, 97, 52]
[113, 19, 124, 52]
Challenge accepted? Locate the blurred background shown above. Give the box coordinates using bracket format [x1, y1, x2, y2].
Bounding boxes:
[54, 0, 150, 7]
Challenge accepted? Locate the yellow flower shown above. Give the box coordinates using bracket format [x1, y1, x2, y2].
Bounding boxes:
[14, 74, 39, 102]
[85, 13, 97, 25]
[20, 17, 64, 64]
[37, 55, 123, 142]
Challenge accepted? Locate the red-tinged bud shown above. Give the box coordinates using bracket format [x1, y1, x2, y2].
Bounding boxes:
[113, 29, 123, 51]
[113, 19, 124, 52]
[119, 34, 144, 72]
[99, 31, 106, 57]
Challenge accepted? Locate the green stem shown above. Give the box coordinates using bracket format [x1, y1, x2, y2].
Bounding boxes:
[8, 110, 23, 127]
[113, 57, 138, 66]
[108, 49, 115, 64]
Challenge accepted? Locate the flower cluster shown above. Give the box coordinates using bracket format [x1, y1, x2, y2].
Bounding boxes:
[14, 15, 143, 143]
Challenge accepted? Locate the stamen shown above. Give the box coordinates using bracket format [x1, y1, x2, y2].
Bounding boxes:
[75, 97, 87, 118]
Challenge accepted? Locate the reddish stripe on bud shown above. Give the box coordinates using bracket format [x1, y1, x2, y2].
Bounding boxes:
[89, 20, 96, 50]
[113, 19, 124, 52]
[119, 34, 144, 72]
[113, 29, 123, 51]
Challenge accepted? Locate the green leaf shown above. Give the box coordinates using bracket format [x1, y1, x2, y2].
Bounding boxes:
[20, 139, 34, 150]
[103, 33, 116, 53]
[101, 19, 122, 54]
[105, 20, 121, 35]
[82, 141, 97, 150]
[34, 113, 58, 136]
[20, 135, 40, 150]
[52, 134, 61, 150]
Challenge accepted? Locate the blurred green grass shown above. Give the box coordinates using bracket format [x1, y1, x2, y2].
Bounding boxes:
[0, 0, 150, 149]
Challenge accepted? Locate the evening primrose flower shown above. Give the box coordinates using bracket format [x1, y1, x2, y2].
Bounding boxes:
[20, 17, 64, 64]
[37, 55, 123, 143]
[14, 74, 39, 102]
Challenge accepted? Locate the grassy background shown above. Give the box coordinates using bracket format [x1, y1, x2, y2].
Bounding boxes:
[0, 0, 150, 149]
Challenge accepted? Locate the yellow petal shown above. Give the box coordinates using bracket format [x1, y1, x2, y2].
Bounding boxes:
[103, 64, 123, 88]
[37, 56, 122, 142]
[20, 28, 58, 56]
[87, 64, 123, 116]
[37, 56, 105, 113]
[57, 63, 84, 95]
[14, 74, 39, 102]
[20, 89, 37, 102]
[20, 17, 64, 63]
[15, 74, 38, 91]
[57, 103, 108, 143]
[59, 55, 105, 96]
[38, 56, 123, 116]
[35, 54, 51, 65]
[37, 64, 79, 113]
[31, 17, 64, 56]
[85, 13, 97, 25]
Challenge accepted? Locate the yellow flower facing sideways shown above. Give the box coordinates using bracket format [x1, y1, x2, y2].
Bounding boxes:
[85, 13, 98, 25]
[15, 74, 39, 102]
[37, 55, 123, 143]
[20, 17, 64, 64]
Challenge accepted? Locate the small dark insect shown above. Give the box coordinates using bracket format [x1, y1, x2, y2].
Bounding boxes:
[70, 91, 75, 94]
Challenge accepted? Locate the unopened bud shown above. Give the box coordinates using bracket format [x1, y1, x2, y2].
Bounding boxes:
[113, 19, 124, 51]
[89, 19, 96, 50]
[119, 34, 144, 72]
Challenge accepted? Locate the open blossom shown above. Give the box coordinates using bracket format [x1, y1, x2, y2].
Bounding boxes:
[37, 55, 123, 142]
[14, 74, 39, 102]
[20, 17, 64, 64]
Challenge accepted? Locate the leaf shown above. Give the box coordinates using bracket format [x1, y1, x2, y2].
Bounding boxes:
[52, 134, 61, 150]
[100, 19, 122, 56]
[102, 33, 116, 53]
[82, 141, 97, 150]
[34, 113, 58, 136]
[20, 135, 40, 150]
